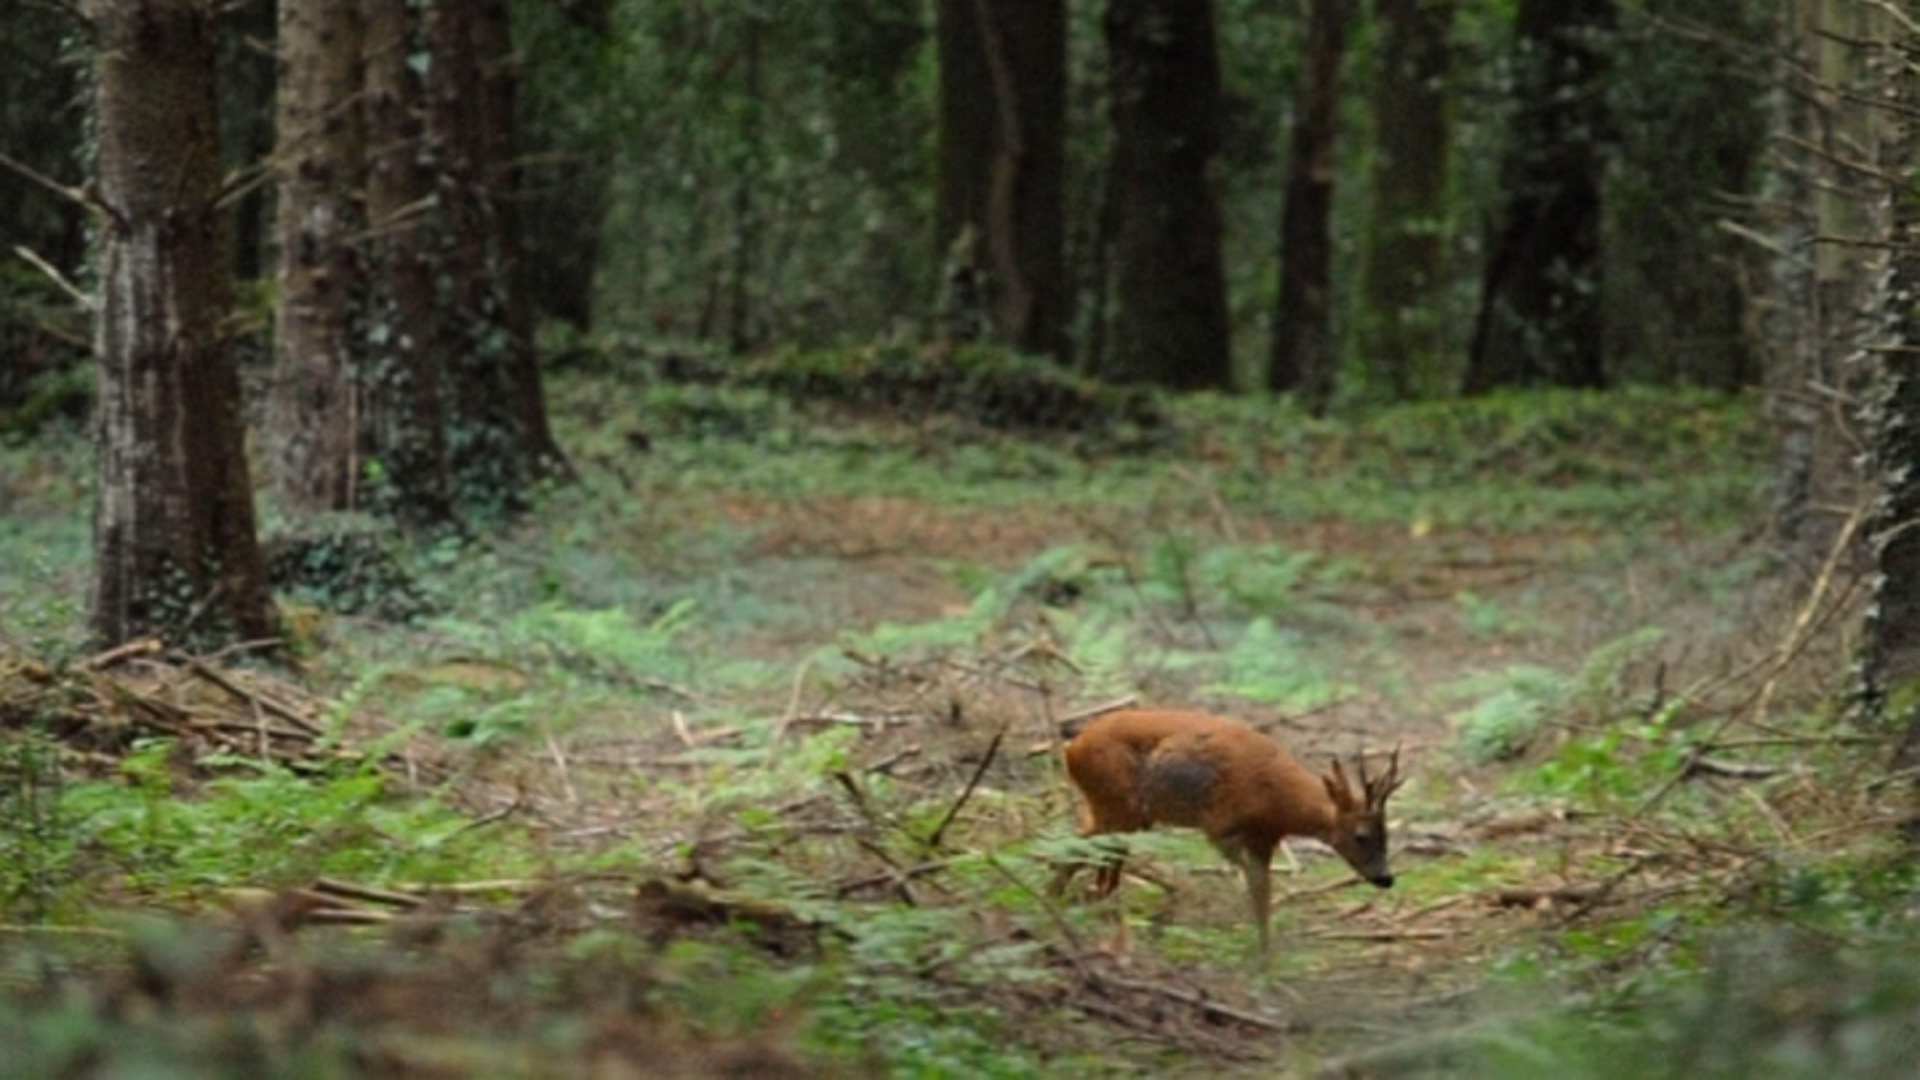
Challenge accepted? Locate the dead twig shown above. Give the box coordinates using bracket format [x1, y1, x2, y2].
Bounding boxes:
[311, 877, 427, 910]
[1055, 696, 1138, 737]
[771, 654, 814, 744]
[545, 731, 579, 805]
[1637, 499, 1871, 816]
[1683, 755, 1786, 781]
[835, 857, 955, 899]
[926, 724, 1004, 849]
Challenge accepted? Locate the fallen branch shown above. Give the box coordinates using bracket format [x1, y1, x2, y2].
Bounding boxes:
[1490, 882, 1610, 910]
[835, 857, 955, 899]
[1312, 928, 1463, 943]
[78, 637, 163, 672]
[1085, 968, 1300, 1035]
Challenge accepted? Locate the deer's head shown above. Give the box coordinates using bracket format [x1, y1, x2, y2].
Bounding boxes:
[1320, 745, 1406, 888]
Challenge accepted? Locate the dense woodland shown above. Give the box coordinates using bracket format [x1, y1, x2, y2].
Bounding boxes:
[2, 0, 1920, 1075]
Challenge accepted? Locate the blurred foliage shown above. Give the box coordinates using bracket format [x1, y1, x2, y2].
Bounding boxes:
[516, 0, 1768, 390]
[1472, 894, 1920, 1080]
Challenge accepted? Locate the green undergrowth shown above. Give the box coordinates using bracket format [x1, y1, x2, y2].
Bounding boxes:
[0, 354, 1847, 1076]
[547, 344, 1763, 531]
[1453, 854, 1920, 1080]
[0, 733, 515, 922]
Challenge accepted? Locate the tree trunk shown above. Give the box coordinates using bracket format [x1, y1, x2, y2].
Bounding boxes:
[425, 0, 531, 515]
[362, 0, 455, 531]
[1359, 0, 1455, 401]
[1854, 6, 1920, 774]
[474, 0, 573, 482]
[728, 12, 765, 354]
[1270, 0, 1354, 411]
[87, 0, 276, 648]
[1464, 0, 1612, 393]
[1765, 0, 1827, 561]
[1103, 0, 1233, 390]
[1768, 0, 1883, 565]
[516, 0, 611, 331]
[0, 0, 87, 416]
[269, 0, 368, 515]
[219, 0, 278, 285]
[934, 0, 1069, 361]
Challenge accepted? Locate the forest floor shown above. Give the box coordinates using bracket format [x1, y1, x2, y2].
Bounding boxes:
[1, 359, 1903, 1077]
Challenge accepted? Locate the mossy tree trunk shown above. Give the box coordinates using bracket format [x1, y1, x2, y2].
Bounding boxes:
[361, 0, 455, 531]
[86, 0, 276, 648]
[1103, 0, 1232, 390]
[424, 0, 566, 515]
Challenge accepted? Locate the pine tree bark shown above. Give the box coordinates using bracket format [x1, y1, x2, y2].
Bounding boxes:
[1104, 0, 1233, 390]
[1359, 0, 1455, 400]
[1769, 0, 1883, 563]
[87, 0, 275, 648]
[1765, 0, 1826, 560]
[1464, 0, 1612, 393]
[269, 0, 368, 514]
[934, 0, 1068, 361]
[1270, 0, 1354, 410]
[362, 0, 454, 531]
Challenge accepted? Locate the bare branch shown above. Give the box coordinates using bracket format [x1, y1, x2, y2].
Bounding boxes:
[11, 245, 93, 310]
[0, 150, 89, 209]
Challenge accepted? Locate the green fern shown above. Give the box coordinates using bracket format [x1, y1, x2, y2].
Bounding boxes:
[1199, 617, 1353, 710]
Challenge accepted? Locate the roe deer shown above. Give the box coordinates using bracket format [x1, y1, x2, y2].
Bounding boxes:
[1051, 708, 1406, 954]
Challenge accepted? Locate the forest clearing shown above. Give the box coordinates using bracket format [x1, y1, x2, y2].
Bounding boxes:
[7, 368, 1911, 1076]
[4, 0, 1919, 1074]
